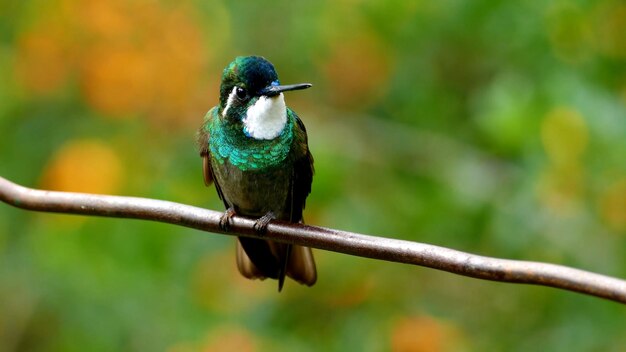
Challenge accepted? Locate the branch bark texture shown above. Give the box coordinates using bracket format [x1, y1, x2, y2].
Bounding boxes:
[1, 176, 625, 304]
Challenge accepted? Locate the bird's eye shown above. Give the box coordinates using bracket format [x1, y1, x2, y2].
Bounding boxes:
[235, 86, 247, 100]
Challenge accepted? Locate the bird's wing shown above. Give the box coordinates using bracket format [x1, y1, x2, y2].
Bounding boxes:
[198, 108, 229, 207]
[284, 109, 317, 286]
[197, 108, 215, 186]
[288, 108, 314, 223]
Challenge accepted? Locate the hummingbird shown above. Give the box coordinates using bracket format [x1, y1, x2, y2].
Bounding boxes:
[197, 56, 316, 291]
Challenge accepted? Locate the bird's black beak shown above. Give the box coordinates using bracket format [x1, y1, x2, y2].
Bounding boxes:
[260, 83, 312, 97]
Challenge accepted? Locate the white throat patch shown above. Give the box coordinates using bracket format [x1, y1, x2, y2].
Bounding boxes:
[243, 94, 287, 140]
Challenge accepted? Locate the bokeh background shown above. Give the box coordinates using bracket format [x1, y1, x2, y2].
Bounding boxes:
[1, 0, 626, 351]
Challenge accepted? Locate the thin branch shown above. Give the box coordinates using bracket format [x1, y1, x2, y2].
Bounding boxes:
[1, 176, 625, 304]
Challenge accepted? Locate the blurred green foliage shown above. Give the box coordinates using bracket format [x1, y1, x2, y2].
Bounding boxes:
[1, 0, 626, 351]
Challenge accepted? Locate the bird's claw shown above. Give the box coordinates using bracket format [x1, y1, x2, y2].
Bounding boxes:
[219, 207, 236, 231]
[253, 211, 275, 234]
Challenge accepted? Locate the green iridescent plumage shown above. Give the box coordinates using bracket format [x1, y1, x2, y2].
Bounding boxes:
[204, 107, 297, 171]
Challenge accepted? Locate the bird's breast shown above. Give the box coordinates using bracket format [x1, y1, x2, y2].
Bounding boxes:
[212, 159, 293, 219]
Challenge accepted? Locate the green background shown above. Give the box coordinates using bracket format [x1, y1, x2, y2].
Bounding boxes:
[1, 0, 626, 351]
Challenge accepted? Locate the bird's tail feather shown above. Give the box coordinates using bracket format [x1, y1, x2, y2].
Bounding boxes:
[286, 245, 317, 286]
[236, 238, 316, 290]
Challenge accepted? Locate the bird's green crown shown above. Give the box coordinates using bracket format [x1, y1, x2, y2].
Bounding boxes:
[219, 56, 279, 111]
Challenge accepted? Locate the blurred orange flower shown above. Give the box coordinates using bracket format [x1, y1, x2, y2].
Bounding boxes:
[40, 139, 123, 195]
[167, 325, 259, 352]
[15, 0, 214, 126]
[77, 0, 211, 123]
[15, 22, 72, 95]
[322, 31, 393, 109]
[391, 315, 465, 352]
[201, 326, 259, 352]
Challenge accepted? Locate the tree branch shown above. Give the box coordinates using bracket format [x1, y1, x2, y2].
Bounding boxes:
[1, 176, 625, 304]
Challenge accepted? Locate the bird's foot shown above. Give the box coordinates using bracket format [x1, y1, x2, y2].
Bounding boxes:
[253, 211, 276, 234]
[219, 207, 236, 231]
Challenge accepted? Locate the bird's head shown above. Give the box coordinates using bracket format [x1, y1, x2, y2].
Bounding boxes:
[218, 56, 311, 140]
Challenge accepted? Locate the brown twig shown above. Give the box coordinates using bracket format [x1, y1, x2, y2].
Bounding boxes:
[1, 175, 625, 304]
